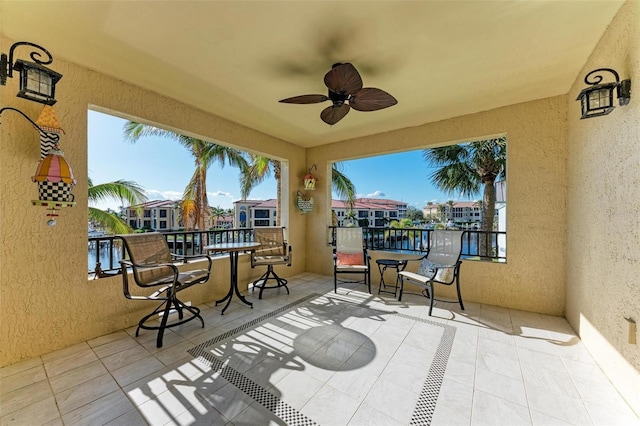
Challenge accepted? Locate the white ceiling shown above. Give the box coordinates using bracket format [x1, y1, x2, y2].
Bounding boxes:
[0, 1, 624, 148]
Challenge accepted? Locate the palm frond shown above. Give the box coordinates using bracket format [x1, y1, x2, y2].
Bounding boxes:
[88, 207, 132, 234]
[332, 162, 356, 207]
[123, 121, 190, 146]
[88, 180, 147, 207]
[240, 155, 274, 199]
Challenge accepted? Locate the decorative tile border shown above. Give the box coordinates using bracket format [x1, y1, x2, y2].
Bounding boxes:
[188, 293, 456, 425]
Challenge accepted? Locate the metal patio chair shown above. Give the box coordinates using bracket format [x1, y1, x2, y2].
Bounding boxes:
[333, 227, 371, 293]
[250, 227, 292, 299]
[119, 232, 212, 348]
[398, 230, 464, 316]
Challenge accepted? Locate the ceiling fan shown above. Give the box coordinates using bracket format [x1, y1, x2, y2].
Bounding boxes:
[279, 62, 397, 125]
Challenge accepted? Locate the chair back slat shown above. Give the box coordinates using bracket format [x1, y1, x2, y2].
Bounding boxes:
[427, 230, 464, 266]
[335, 227, 366, 266]
[121, 233, 174, 286]
[254, 227, 286, 257]
[336, 227, 364, 254]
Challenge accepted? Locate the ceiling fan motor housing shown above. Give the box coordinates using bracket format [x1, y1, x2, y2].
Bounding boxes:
[328, 90, 348, 106]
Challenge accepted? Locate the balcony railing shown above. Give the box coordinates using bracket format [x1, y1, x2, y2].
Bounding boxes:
[89, 226, 506, 278]
[89, 228, 254, 278]
[329, 226, 506, 262]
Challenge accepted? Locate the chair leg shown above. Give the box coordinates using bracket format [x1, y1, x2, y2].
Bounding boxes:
[252, 269, 270, 295]
[455, 274, 465, 311]
[428, 281, 435, 316]
[252, 265, 289, 299]
[135, 291, 204, 348]
[156, 294, 173, 348]
[174, 298, 204, 328]
[174, 299, 184, 320]
[398, 277, 404, 301]
[334, 271, 338, 293]
[366, 269, 371, 294]
[136, 298, 170, 337]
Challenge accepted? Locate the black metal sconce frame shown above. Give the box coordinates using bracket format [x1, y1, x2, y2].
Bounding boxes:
[576, 68, 631, 119]
[1, 41, 62, 105]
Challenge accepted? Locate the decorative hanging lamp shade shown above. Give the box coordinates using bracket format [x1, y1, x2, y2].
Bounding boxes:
[304, 172, 317, 190]
[35, 105, 63, 131]
[32, 147, 76, 202]
[35, 105, 64, 159]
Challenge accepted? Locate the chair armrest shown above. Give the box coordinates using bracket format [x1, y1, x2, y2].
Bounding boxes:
[363, 249, 372, 266]
[120, 259, 180, 287]
[120, 259, 179, 270]
[404, 254, 427, 263]
[170, 253, 213, 272]
[430, 260, 461, 269]
[170, 253, 212, 261]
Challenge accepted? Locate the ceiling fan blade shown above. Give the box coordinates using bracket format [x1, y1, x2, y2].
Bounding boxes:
[324, 63, 363, 95]
[320, 104, 350, 125]
[348, 88, 398, 111]
[279, 94, 329, 104]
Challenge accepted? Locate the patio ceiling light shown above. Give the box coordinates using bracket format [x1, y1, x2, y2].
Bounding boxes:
[576, 68, 631, 119]
[1, 41, 62, 106]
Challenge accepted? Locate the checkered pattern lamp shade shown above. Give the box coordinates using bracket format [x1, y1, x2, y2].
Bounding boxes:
[32, 147, 76, 202]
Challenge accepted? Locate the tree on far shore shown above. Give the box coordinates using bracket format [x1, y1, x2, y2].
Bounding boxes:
[123, 122, 248, 231]
[423, 137, 506, 256]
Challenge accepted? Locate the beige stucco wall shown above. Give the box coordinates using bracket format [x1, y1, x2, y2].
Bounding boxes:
[565, 0, 640, 414]
[306, 96, 568, 315]
[0, 41, 306, 366]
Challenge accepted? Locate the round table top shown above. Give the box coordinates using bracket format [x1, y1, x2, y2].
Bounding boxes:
[204, 242, 261, 252]
[376, 258, 407, 266]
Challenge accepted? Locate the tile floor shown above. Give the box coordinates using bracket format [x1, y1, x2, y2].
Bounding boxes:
[1, 273, 638, 426]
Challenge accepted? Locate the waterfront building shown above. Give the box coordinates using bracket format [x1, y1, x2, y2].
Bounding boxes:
[234, 199, 278, 228]
[125, 200, 182, 231]
[331, 198, 408, 227]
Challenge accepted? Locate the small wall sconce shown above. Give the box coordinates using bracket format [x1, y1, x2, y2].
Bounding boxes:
[576, 68, 631, 119]
[1, 41, 63, 105]
[303, 164, 318, 190]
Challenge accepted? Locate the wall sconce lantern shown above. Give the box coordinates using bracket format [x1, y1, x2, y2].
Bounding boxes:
[576, 68, 631, 119]
[303, 164, 318, 190]
[1, 41, 63, 105]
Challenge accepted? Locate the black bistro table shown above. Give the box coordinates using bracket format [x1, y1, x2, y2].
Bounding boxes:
[204, 241, 261, 314]
[376, 258, 409, 297]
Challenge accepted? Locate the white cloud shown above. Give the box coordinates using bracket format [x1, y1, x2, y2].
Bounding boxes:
[208, 190, 234, 200]
[358, 190, 385, 198]
[144, 189, 181, 201]
[207, 190, 239, 209]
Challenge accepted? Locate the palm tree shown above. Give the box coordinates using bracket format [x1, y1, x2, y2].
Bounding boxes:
[332, 162, 356, 208]
[424, 137, 507, 255]
[240, 155, 282, 225]
[437, 204, 446, 222]
[88, 177, 147, 234]
[210, 206, 227, 228]
[446, 200, 455, 223]
[475, 199, 483, 227]
[123, 122, 248, 231]
[425, 201, 434, 221]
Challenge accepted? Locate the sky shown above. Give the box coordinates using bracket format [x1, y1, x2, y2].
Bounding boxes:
[88, 110, 477, 212]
